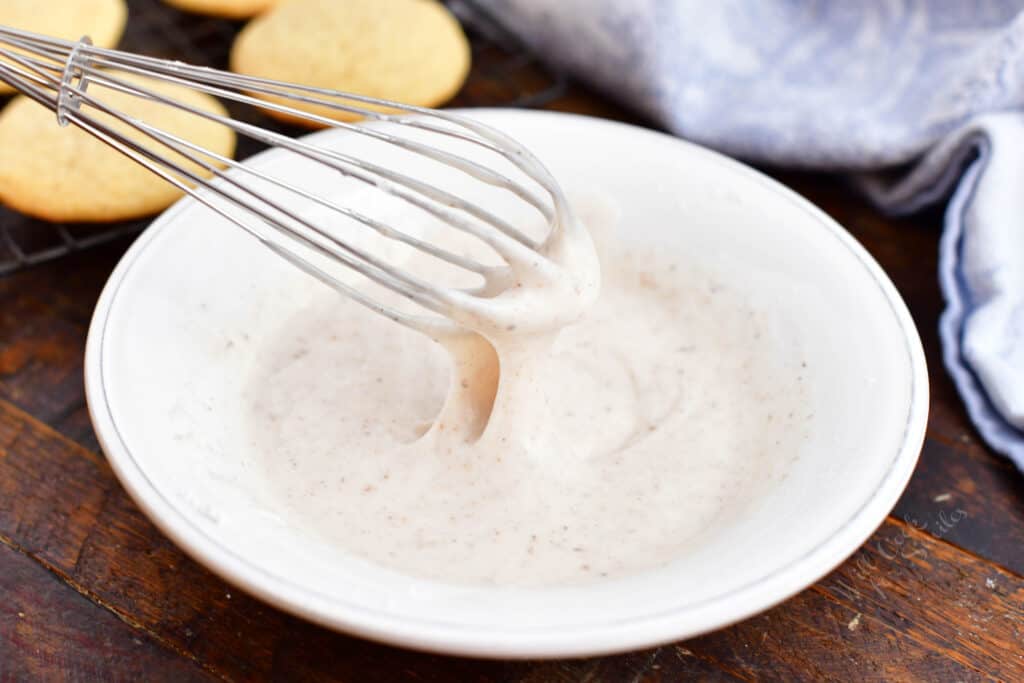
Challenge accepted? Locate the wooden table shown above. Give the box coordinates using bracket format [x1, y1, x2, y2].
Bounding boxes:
[1, 72, 1023, 683]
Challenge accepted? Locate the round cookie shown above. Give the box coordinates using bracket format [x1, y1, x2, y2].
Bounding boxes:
[230, 0, 471, 126]
[0, 75, 236, 223]
[162, 0, 281, 20]
[0, 0, 127, 94]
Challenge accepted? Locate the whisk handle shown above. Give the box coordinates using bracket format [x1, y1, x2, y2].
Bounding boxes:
[56, 35, 92, 127]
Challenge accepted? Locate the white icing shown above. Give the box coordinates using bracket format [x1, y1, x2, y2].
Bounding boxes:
[242, 197, 809, 586]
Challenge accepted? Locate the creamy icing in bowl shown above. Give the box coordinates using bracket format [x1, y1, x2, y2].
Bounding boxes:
[245, 213, 809, 586]
[85, 110, 927, 657]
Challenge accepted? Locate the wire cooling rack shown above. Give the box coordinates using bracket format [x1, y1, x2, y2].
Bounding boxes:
[0, 0, 567, 276]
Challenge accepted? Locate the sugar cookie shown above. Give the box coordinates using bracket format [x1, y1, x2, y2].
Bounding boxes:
[162, 0, 281, 20]
[0, 75, 236, 222]
[0, 0, 127, 94]
[230, 0, 471, 126]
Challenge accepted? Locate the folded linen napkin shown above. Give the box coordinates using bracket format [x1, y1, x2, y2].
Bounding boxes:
[469, 0, 1024, 470]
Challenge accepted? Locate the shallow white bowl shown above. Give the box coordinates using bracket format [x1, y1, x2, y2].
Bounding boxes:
[85, 109, 927, 658]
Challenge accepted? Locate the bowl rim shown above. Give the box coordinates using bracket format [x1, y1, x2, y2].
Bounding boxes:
[84, 108, 929, 658]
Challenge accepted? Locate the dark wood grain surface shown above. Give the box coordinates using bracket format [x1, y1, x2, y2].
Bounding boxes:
[2, 12, 1024, 683]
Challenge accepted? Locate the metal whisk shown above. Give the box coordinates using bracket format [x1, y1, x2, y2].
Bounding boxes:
[0, 25, 593, 337]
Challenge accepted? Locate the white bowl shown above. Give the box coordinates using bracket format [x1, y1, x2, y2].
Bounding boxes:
[85, 109, 927, 658]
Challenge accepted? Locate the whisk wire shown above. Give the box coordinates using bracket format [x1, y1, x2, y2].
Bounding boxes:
[65, 43, 554, 222]
[77, 64, 545, 255]
[0, 24, 577, 334]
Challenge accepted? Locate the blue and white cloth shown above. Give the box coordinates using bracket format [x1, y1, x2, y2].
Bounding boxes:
[471, 0, 1024, 470]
